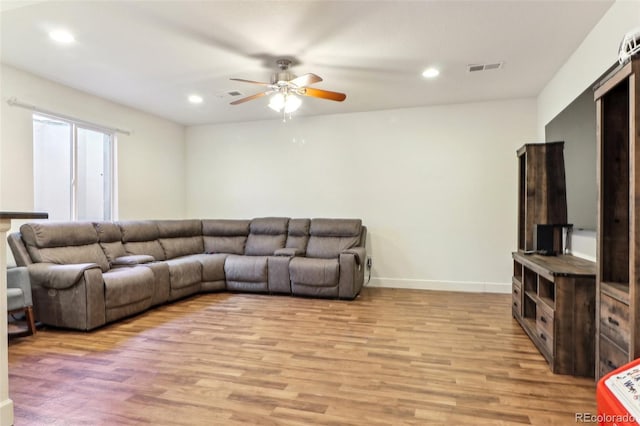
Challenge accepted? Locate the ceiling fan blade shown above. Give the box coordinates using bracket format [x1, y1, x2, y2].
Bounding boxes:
[230, 91, 269, 105]
[301, 87, 346, 102]
[230, 78, 272, 87]
[289, 73, 323, 87]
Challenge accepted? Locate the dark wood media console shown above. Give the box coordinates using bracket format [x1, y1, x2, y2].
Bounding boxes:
[512, 251, 596, 377]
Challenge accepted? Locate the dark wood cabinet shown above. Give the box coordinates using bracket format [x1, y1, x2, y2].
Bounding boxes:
[517, 142, 567, 251]
[512, 252, 596, 376]
[595, 57, 640, 381]
[513, 140, 595, 376]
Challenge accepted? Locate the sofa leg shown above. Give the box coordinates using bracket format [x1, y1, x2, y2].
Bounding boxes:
[25, 306, 36, 336]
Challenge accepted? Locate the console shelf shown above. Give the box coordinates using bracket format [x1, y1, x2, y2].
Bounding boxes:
[512, 251, 596, 377]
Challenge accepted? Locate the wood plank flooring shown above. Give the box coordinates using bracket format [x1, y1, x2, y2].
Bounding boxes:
[8, 287, 596, 425]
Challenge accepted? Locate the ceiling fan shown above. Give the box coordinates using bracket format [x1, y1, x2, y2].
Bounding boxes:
[229, 59, 346, 115]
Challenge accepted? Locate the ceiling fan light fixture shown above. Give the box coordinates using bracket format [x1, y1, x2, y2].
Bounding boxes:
[230, 59, 344, 118]
[284, 95, 302, 113]
[268, 93, 285, 112]
[268, 93, 302, 114]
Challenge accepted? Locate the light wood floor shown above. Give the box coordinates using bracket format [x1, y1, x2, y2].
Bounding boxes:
[8, 287, 596, 425]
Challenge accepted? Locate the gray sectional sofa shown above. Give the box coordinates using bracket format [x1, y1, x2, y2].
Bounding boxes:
[7, 217, 366, 330]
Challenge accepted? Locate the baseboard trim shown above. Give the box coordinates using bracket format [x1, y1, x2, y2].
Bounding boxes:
[366, 277, 511, 294]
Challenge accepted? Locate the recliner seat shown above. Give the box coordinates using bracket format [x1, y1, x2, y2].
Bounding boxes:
[289, 219, 365, 298]
[156, 219, 204, 300]
[198, 219, 250, 292]
[224, 217, 289, 293]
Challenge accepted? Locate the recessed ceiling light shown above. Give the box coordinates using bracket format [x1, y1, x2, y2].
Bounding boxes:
[422, 67, 440, 79]
[188, 94, 203, 104]
[49, 29, 75, 44]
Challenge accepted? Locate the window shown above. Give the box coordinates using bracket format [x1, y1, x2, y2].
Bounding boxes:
[33, 113, 115, 221]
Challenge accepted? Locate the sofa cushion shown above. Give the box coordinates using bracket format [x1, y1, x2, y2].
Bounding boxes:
[102, 266, 154, 308]
[156, 220, 204, 259]
[310, 219, 362, 237]
[245, 217, 288, 256]
[288, 218, 310, 236]
[119, 220, 160, 242]
[94, 221, 122, 242]
[94, 222, 126, 264]
[156, 219, 202, 238]
[20, 222, 110, 272]
[289, 257, 339, 286]
[190, 253, 228, 282]
[285, 218, 310, 254]
[123, 241, 166, 262]
[202, 219, 249, 255]
[245, 235, 287, 256]
[164, 257, 202, 290]
[119, 221, 166, 261]
[100, 242, 127, 264]
[159, 237, 204, 260]
[305, 219, 362, 259]
[250, 217, 289, 235]
[37, 245, 111, 273]
[224, 254, 268, 282]
[21, 222, 98, 247]
[204, 236, 245, 255]
[112, 255, 155, 266]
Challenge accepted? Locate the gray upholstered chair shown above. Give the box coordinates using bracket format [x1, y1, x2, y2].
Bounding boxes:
[7, 266, 36, 336]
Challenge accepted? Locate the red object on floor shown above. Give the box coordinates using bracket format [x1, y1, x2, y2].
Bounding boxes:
[597, 358, 640, 426]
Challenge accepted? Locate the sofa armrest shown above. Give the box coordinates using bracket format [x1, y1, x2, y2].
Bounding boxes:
[274, 248, 304, 257]
[342, 247, 366, 266]
[112, 254, 155, 266]
[338, 247, 367, 299]
[7, 266, 32, 307]
[27, 262, 102, 290]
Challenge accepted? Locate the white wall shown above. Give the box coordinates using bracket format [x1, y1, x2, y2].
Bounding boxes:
[537, 0, 640, 260]
[1, 64, 186, 262]
[538, 0, 640, 138]
[1, 64, 186, 218]
[186, 99, 537, 293]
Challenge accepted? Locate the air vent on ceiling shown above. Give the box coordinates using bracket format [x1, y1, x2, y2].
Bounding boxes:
[467, 62, 504, 72]
[216, 90, 244, 99]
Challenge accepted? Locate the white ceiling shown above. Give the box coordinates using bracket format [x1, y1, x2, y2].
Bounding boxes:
[0, 0, 614, 126]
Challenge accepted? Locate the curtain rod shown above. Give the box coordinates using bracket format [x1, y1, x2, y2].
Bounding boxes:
[6, 97, 132, 136]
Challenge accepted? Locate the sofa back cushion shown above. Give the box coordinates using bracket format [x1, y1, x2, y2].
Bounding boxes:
[285, 218, 310, 254]
[245, 217, 289, 256]
[202, 219, 250, 254]
[93, 221, 126, 264]
[118, 220, 166, 261]
[157, 219, 203, 259]
[305, 219, 362, 259]
[20, 222, 111, 272]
